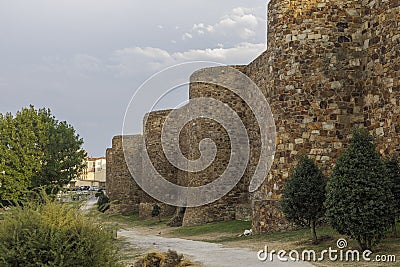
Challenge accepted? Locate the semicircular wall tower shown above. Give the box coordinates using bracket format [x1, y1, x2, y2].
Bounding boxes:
[246, 0, 365, 199]
[362, 0, 400, 155]
[246, 0, 400, 233]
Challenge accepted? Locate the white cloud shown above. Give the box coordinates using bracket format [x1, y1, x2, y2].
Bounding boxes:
[34, 41, 267, 80]
[182, 33, 193, 40]
[111, 42, 266, 76]
[185, 6, 263, 42]
[192, 23, 215, 34]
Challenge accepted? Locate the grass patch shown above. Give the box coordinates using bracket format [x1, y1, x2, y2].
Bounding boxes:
[201, 226, 336, 244]
[98, 212, 173, 228]
[260, 226, 337, 243]
[171, 220, 251, 236]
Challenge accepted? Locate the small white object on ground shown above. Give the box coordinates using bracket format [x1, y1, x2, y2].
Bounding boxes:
[243, 229, 252, 236]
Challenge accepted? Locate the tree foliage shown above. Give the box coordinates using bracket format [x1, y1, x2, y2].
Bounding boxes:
[384, 155, 400, 236]
[280, 155, 326, 243]
[0, 197, 121, 266]
[0, 106, 86, 204]
[325, 128, 393, 250]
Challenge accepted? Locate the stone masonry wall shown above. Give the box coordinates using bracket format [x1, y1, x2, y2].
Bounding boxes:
[182, 67, 260, 226]
[245, 0, 365, 201]
[362, 0, 400, 156]
[106, 0, 400, 232]
[141, 110, 177, 216]
[106, 135, 143, 215]
[248, 0, 400, 233]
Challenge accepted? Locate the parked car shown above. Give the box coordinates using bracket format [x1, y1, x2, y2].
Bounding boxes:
[79, 186, 90, 191]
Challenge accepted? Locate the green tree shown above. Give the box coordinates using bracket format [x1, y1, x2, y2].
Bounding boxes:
[280, 155, 326, 244]
[384, 155, 400, 237]
[0, 106, 86, 204]
[325, 128, 393, 251]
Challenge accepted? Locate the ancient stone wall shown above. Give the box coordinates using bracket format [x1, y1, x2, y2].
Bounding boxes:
[252, 199, 294, 233]
[139, 203, 177, 220]
[106, 110, 181, 218]
[106, 0, 400, 232]
[106, 135, 143, 215]
[141, 110, 178, 216]
[181, 67, 259, 226]
[362, 0, 400, 156]
[245, 0, 365, 200]
[249, 0, 400, 233]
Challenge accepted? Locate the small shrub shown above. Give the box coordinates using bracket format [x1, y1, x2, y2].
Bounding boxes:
[0, 199, 121, 267]
[97, 190, 110, 213]
[134, 250, 190, 267]
[152, 204, 161, 221]
[95, 189, 103, 198]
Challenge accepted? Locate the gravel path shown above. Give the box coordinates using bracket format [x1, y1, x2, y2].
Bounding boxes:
[118, 229, 315, 267]
[80, 195, 98, 211]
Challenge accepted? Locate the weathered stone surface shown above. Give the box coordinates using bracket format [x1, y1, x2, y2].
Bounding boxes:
[241, 0, 400, 233]
[252, 200, 295, 233]
[106, 0, 400, 233]
[106, 135, 143, 215]
[182, 67, 261, 226]
[138, 203, 176, 220]
[235, 204, 252, 222]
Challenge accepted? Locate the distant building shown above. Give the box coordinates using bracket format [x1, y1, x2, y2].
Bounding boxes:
[68, 157, 106, 188]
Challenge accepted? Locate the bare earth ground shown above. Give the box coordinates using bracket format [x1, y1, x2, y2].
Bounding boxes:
[117, 227, 314, 267]
[89, 202, 399, 267]
[111, 219, 400, 267]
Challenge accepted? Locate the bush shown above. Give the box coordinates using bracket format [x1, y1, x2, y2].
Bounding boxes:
[280, 155, 326, 244]
[97, 190, 110, 213]
[0, 199, 121, 266]
[325, 128, 393, 250]
[95, 189, 103, 198]
[134, 250, 190, 267]
[152, 204, 161, 221]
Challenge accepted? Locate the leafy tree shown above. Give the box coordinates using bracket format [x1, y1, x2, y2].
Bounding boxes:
[384, 155, 400, 237]
[280, 155, 326, 244]
[325, 128, 393, 251]
[0, 106, 86, 205]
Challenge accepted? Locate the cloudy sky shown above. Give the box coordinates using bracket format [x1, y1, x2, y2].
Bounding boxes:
[0, 0, 268, 157]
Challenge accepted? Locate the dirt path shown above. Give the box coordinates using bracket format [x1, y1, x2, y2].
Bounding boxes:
[118, 229, 315, 267]
[80, 195, 97, 211]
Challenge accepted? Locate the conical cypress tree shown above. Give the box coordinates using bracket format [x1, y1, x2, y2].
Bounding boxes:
[325, 128, 393, 250]
[280, 155, 326, 244]
[384, 155, 400, 237]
